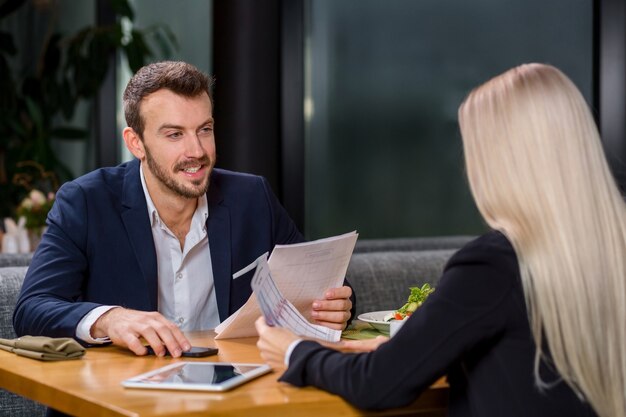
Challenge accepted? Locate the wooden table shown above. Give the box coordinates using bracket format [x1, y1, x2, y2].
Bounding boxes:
[0, 331, 448, 416]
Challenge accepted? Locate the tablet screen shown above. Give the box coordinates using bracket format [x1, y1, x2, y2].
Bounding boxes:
[122, 362, 272, 391]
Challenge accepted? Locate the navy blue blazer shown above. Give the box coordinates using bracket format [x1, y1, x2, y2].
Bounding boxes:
[13, 159, 308, 338]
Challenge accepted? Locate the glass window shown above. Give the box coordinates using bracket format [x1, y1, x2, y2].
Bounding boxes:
[304, 0, 592, 239]
[0, 1, 97, 179]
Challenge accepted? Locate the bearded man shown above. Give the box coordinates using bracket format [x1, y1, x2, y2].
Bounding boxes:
[13, 61, 355, 359]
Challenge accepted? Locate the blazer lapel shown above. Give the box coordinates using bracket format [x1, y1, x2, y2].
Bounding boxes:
[120, 159, 158, 310]
[207, 181, 232, 321]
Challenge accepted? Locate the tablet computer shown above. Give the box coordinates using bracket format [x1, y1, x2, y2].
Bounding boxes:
[121, 362, 272, 392]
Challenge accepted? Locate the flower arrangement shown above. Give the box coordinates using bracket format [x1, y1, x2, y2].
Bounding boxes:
[16, 190, 55, 230]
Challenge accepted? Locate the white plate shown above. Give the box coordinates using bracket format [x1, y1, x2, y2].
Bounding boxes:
[357, 310, 395, 333]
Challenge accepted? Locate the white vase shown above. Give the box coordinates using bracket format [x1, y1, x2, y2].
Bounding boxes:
[18, 230, 30, 253]
[2, 234, 18, 254]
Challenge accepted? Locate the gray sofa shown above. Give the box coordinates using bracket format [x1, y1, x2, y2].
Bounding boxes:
[0, 235, 470, 417]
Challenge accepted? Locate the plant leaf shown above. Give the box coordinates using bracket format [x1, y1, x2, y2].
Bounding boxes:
[50, 127, 88, 140]
[7, 118, 26, 137]
[0, 30, 16, 55]
[123, 31, 152, 73]
[24, 97, 44, 132]
[41, 33, 63, 76]
[109, 0, 134, 20]
[107, 23, 124, 46]
[0, 56, 16, 105]
[0, 0, 27, 19]
[59, 76, 75, 119]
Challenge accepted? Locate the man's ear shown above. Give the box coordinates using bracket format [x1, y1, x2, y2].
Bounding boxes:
[123, 127, 145, 160]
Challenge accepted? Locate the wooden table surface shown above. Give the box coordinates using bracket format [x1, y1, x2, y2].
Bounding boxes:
[0, 331, 448, 417]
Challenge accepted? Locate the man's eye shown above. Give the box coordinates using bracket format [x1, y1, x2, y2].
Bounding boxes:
[168, 132, 182, 139]
[200, 127, 213, 134]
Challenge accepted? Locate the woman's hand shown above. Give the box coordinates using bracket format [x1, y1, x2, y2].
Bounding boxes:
[255, 317, 301, 369]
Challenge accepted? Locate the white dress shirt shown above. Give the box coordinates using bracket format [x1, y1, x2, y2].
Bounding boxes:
[76, 163, 219, 343]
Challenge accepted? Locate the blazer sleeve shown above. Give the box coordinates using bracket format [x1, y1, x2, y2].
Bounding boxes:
[279, 233, 518, 410]
[13, 181, 103, 339]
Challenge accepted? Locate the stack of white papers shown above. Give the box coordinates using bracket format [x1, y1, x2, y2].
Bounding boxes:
[214, 231, 358, 341]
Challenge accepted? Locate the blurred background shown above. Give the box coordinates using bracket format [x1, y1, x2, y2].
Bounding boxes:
[1, 0, 624, 240]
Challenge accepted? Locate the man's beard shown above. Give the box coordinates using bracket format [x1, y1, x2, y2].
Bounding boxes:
[144, 145, 212, 199]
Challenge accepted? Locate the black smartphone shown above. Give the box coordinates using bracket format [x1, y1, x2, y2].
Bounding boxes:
[182, 346, 219, 357]
[145, 346, 219, 357]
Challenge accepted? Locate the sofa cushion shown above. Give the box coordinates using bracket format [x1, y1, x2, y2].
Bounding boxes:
[347, 249, 456, 316]
[0, 266, 46, 417]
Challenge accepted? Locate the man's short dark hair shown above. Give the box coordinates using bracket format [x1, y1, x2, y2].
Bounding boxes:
[123, 61, 214, 138]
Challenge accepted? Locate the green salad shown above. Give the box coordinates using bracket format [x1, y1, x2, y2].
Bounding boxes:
[385, 283, 435, 321]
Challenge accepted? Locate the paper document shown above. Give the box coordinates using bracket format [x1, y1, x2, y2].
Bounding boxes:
[214, 231, 358, 339]
[252, 254, 341, 341]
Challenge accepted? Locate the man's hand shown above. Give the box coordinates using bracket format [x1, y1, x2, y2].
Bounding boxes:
[311, 285, 353, 330]
[91, 307, 191, 357]
[255, 317, 300, 370]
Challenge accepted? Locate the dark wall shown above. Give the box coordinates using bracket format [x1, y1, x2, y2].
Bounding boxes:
[212, 0, 304, 230]
[212, 1, 281, 189]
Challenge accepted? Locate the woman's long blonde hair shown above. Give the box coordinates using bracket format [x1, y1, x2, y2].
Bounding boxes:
[458, 63, 626, 417]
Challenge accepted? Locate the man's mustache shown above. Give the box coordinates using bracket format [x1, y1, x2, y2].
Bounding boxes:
[174, 156, 212, 171]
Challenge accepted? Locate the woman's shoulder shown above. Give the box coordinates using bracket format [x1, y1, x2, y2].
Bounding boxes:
[422, 232, 522, 321]
[443, 230, 520, 286]
[449, 230, 516, 263]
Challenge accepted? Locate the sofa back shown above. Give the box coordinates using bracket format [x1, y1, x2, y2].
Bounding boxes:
[354, 235, 474, 253]
[0, 254, 32, 268]
[346, 248, 457, 316]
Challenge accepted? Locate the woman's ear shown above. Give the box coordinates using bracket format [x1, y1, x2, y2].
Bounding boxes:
[123, 127, 145, 160]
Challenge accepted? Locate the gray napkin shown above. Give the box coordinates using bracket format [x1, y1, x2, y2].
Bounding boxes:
[0, 336, 85, 361]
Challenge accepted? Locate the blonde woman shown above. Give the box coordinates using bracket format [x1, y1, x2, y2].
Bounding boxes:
[256, 63, 625, 417]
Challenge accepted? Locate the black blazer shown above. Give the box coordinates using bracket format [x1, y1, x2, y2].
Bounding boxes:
[282, 232, 597, 417]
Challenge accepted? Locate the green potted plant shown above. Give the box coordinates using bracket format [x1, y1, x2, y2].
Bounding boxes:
[0, 0, 176, 220]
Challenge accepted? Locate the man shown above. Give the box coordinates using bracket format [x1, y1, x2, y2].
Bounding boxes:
[13, 61, 355, 358]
